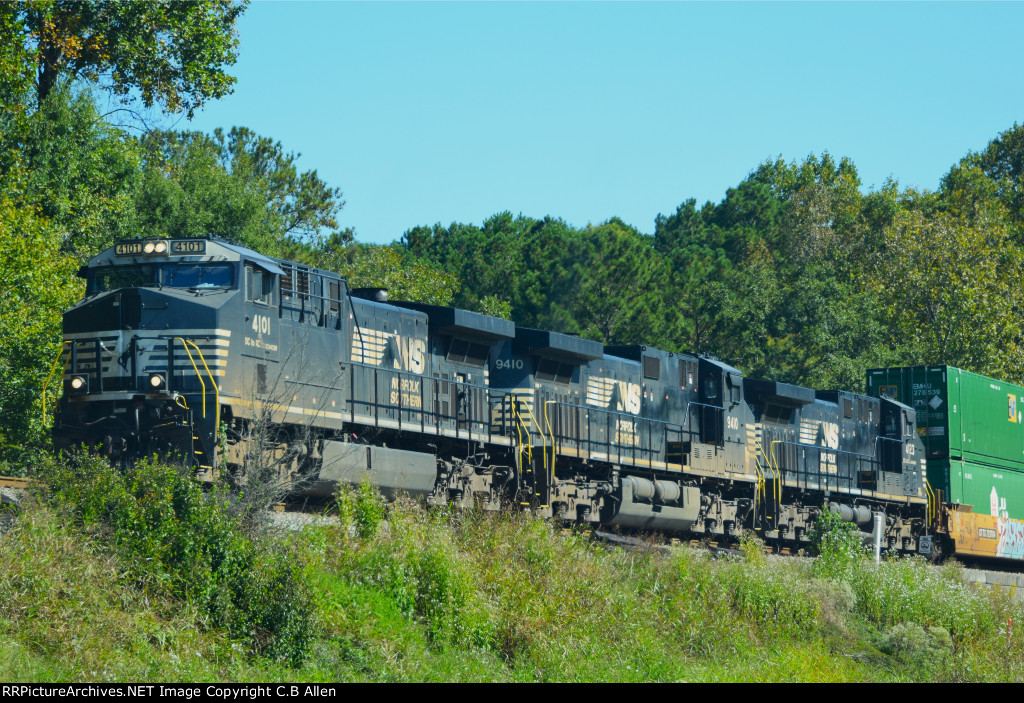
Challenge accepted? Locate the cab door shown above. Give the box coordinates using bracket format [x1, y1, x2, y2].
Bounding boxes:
[243, 263, 280, 368]
[698, 359, 724, 446]
[879, 399, 905, 472]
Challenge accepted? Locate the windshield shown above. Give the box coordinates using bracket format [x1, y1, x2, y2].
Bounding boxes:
[161, 264, 234, 288]
[90, 263, 235, 293]
[92, 265, 155, 292]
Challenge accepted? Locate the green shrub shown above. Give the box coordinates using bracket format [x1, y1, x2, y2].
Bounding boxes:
[809, 507, 865, 580]
[722, 560, 821, 635]
[849, 557, 995, 639]
[38, 453, 317, 664]
[738, 531, 767, 566]
[337, 476, 387, 539]
[881, 622, 953, 675]
[13, 454, 1024, 681]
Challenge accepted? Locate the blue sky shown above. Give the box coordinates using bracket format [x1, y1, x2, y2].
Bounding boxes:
[182, 1, 1024, 245]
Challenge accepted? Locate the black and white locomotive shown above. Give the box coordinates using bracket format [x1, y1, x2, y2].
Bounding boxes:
[52, 237, 929, 552]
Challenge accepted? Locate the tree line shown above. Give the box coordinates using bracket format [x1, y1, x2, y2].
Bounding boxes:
[1, 1, 1022, 468]
[400, 143, 1024, 394]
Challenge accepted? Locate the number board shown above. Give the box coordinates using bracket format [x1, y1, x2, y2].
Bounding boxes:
[113, 240, 207, 256]
[170, 240, 206, 254]
[114, 242, 146, 256]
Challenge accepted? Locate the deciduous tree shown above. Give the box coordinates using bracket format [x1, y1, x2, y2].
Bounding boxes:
[5, 0, 246, 117]
[867, 207, 1024, 380]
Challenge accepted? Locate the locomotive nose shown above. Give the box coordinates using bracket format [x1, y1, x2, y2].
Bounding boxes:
[63, 287, 219, 335]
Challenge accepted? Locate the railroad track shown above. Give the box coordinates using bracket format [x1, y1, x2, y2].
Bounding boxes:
[0, 476, 30, 490]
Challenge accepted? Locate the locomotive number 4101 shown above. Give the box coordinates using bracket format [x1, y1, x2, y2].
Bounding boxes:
[252, 314, 272, 336]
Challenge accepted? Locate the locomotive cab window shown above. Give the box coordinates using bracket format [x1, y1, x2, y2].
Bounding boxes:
[447, 337, 489, 367]
[884, 412, 900, 437]
[246, 265, 275, 305]
[727, 373, 742, 404]
[763, 403, 793, 425]
[90, 263, 235, 293]
[90, 265, 156, 293]
[703, 375, 719, 401]
[162, 263, 234, 289]
[328, 281, 341, 316]
[535, 358, 575, 384]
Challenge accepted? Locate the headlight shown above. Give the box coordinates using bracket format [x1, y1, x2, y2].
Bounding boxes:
[154, 241, 167, 253]
[70, 376, 87, 391]
[144, 241, 155, 253]
[149, 373, 165, 389]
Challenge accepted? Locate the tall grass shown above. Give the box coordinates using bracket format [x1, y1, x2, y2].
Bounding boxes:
[3, 460, 1024, 681]
[298, 491, 1024, 682]
[31, 453, 317, 665]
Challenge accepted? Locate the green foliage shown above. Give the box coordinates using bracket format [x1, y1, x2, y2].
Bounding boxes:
[946, 122, 1024, 237]
[881, 622, 952, 672]
[6, 477, 1024, 681]
[353, 477, 385, 539]
[866, 205, 1024, 380]
[402, 214, 664, 338]
[38, 454, 316, 664]
[135, 126, 347, 257]
[327, 244, 459, 305]
[809, 508, 865, 581]
[4, 0, 246, 117]
[0, 196, 80, 464]
[573, 218, 665, 343]
[721, 559, 822, 636]
[400, 152, 893, 390]
[849, 559, 998, 639]
[15, 87, 142, 257]
[738, 531, 767, 566]
[479, 295, 513, 320]
[0, 5, 33, 114]
[398, 140, 1024, 392]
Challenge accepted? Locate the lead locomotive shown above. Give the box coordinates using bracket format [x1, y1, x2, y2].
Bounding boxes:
[52, 237, 928, 553]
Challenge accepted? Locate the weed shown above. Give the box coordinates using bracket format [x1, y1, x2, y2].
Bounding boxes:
[36, 453, 317, 664]
[7, 456, 1024, 681]
[738, 531, 767, 566]
[809, 507, 865, 581]
[881, 622, 953, 678]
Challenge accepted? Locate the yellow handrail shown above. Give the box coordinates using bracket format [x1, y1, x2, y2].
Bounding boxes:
[510, 396, 534, 505]
[521, 401, 548, 479]
[755, 439, 780, 522]
[510, 395, 549, 506]
[924, 478, 935, 525]
[174, 337, 221, 463]
[510, 395, 531, 466]
[41, 341, 72, 426]
[754, 440, 768, 496]
[752, 451, 765, 508]
[544, 400, 556, 484]
[768, 440, 784, 508]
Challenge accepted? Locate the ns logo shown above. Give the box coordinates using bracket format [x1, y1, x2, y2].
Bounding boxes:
[820, 421, 839, 449]
[587, 377, 642, 415]
[351, 329, 427, 374]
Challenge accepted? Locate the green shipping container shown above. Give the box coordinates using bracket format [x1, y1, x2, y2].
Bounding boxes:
[866, 366, 1024, 521]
